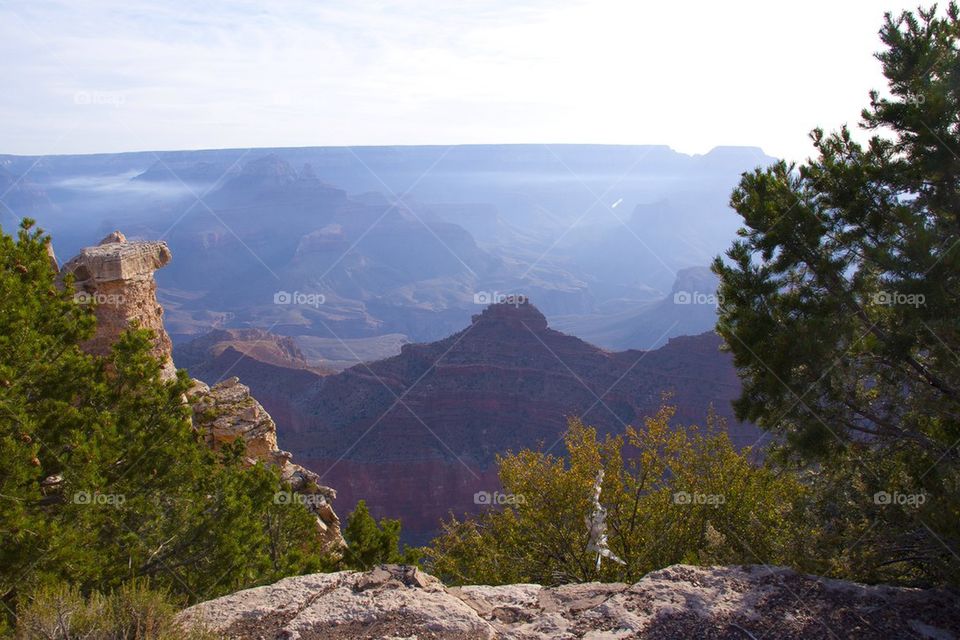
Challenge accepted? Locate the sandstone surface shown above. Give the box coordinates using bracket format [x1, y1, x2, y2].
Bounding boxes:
[188, 376, 344, 549]
[59, 230, 176, 379]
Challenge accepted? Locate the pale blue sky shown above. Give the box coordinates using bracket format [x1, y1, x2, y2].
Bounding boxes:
[0, 0, 919, 161]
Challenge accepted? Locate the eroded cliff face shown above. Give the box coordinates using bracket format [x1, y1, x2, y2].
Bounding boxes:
[59, 231, 176, 380]
[59, 231, 344, 549]
[188, 376, 343, 549]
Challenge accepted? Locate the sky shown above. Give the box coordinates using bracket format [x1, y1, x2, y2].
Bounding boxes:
[0, 0, 921, 163]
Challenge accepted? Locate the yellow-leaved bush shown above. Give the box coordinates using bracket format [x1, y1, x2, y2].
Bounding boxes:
[426, 406, 812, 585]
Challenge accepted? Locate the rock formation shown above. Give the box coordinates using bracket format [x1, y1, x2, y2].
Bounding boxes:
[173, 327, 330, 376]
[59, 230, 176, 380]
[188, 376, 343, 549]
[178, 564, 960, 639]
[210, 300, 758, 543]
[59, 232, 344, 549]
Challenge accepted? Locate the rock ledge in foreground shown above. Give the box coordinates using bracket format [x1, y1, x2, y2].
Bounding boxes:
[179, 563, 960, 639]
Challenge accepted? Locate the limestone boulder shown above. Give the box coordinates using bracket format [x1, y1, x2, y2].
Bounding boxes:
[179, 564, 960, 639]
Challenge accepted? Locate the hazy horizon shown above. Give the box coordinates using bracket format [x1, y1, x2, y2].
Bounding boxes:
[0, 141, 768, 159]
[1, 0, 918, 163]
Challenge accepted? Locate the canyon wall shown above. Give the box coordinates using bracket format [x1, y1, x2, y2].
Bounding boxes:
[180, 301, 760, 543]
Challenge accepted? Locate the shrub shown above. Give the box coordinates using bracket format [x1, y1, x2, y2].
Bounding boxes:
[426, 406, 811, 585]
[15, 580, 218, 640]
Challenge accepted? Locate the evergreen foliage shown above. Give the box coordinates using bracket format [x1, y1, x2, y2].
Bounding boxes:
[341, 500, 422, 570]
[712, 4, 960, 584]
[0, 220, 332, 632]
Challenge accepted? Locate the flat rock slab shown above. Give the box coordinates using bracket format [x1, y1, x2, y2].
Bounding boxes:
[179, 564, 960, 639]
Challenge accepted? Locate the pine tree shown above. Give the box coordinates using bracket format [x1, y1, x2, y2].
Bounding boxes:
[342, 500, 421, 570]
[713, 5, 960, 584]
[0, 220, 333, 628]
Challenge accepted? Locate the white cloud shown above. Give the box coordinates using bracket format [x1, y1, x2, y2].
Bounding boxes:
[0, 0, 920, 161]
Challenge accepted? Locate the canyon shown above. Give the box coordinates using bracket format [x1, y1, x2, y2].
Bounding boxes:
[58, 228, 759, 546]
[179, 299, 759, 543]
[2, 145, 769, 353]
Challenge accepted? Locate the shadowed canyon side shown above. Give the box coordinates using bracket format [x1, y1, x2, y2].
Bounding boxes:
[181, 301, 759, 543]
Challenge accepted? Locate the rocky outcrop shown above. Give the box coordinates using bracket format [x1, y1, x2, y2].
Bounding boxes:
[179, 564, 960, 639]
[173, 327, 330, 377]
[59, 231, 176, 380]
[188, 377, 344, 550]
[60, 232, 345, 549]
